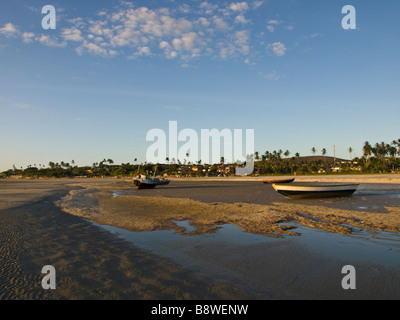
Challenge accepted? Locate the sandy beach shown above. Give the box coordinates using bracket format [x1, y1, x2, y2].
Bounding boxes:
[1, 174, 400, 300]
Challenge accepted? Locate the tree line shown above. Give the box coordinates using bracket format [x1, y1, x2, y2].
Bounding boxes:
[1, 139, 399, 178]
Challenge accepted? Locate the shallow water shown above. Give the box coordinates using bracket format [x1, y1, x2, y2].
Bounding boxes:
[102, 181, 400, 292]
[287, 223, 400, 267]
[97, 218, 400, 270]
[93, 219, 400, 298]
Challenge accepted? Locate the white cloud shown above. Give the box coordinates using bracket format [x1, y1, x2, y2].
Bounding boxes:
[234, 30, 250, 55]
[0, 23, 19, 37]
[182, 32, 200, 51]
[235, 15, 250, 24]
[76, 41, 111, 57]
[230, 2, 249, 12]
[0, 2, 278, 64]
[14, 103, 30, 109]
[218, 43, 235, 59]
[37, 35, 67, 47]
[196, 17, 210, 28]
[159, 41, 169, 49]
[260, 70, 284, 80]
[269, 42, 287, 56]
[159, 41, 178, 59]
[266, 20, 282, 33]
[22, 32, 35, 43]
[138, 46, 151, 56]
[213, 16, 230, 31]
[307, 33, 322, 39]
[199, 2, 219, 15]
[62, 27, 84, 42]
[178, 4, 191, 14]
[268, 20, 281, 25]
[253, 1, 264, 9]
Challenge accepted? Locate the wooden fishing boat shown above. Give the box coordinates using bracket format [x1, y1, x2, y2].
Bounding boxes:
[133, 165, 170, 189]
[133, 174, 159, 189]
[262, 178, 295, 184]
[272, 183, 359, 199]
[133, 174, 170, 189]
[157, 179, 170, 185]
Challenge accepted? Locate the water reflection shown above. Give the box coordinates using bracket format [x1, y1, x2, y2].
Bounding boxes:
[97, 219, 400, 270]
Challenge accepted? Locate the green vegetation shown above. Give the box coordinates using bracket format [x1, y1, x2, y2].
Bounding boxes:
[2, 139, 400, 178]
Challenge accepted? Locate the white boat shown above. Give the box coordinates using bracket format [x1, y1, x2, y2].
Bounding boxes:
[272, 183, 359, 199]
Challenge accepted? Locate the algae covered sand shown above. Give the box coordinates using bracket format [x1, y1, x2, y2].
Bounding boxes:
[56, 179, 400, 238]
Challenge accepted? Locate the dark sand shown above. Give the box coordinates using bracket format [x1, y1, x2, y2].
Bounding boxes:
[1, 176, 400, 299]
[0, 179, 255, 300]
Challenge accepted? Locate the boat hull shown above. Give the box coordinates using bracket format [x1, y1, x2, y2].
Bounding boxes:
[137, 183, 157, 189]
[272, 183, 359, 199]
[158, 181, 170, 185]
[262, 178, 295, 184]
[134, 179, 158, 189]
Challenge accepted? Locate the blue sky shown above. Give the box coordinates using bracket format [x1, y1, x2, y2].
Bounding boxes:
[1, 0, 399, 170]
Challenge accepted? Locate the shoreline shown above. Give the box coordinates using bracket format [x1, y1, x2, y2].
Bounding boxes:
[168, 173, 400, 184]
[3, 173, 400, 184]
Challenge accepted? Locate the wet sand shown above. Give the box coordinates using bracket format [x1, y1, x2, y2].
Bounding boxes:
[1, 175, 400, 299]
[0, 179, 256, 300]
[57, 177, 400, 237]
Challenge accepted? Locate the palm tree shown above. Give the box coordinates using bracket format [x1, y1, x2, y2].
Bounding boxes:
[284, 150, 290, 158]
[363, 141, 372, 160]
[348, 147, 353, 160]
[392, 139, 400, 158]
[374, 142, 386, 159]
[261, 154, 266, 162]
[389, 145, 397, 170]
[311, 147, 316, 156]
[397, 139, 400, 156]
[321, 148, 327, 167]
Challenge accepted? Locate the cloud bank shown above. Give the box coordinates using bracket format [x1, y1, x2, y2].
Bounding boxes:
[1, 1, 289, 63]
